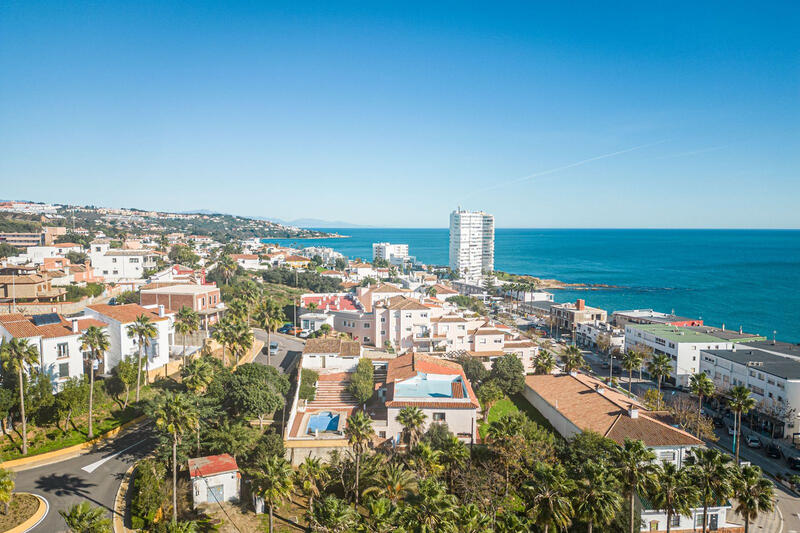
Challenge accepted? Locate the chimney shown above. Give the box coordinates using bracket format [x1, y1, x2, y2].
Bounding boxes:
[72, 320, 79, 333]
[629, 407, 639, 419]
[576, 299, 585, 311]
[158, 304, 165, 317]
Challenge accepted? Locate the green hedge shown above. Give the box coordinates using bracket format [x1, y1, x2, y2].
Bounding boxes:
[299, 368, 319, 401]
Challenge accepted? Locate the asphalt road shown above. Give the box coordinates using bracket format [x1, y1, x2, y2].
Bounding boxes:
[13, 424, 157, 532]
[253, 330, 304, 374]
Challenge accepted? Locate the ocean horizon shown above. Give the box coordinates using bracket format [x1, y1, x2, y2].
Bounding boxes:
[265, 228, 800, 343]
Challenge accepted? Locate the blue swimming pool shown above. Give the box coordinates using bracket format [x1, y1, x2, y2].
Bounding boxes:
[307, 412, 340, 434]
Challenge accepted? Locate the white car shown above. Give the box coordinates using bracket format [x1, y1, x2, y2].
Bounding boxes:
[299, 330, 312, 339]
[268, 342, 279, 356]
[746, 435, 762, 448]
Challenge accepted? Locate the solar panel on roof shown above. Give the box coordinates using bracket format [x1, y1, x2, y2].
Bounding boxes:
[31, 313, 61, 326]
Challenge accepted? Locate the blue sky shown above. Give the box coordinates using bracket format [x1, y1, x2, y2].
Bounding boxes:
[1, 1, 798, 228]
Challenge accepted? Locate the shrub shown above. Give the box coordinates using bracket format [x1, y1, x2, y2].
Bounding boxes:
[299, 369, 319, 401]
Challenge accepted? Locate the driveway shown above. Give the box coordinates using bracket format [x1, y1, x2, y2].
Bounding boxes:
[13, 424, 157, 532]
[253, 330, 304, 374]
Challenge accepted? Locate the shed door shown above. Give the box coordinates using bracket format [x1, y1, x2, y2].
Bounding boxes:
[207, 484, 224, 503]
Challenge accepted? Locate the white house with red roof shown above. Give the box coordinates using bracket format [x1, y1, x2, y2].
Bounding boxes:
[188, 454, 240, 508]
[83, 303, 174, 373]
[381, 352, 479, 444]
[229, 254, 262, 270]
[0, 312, 108, 390]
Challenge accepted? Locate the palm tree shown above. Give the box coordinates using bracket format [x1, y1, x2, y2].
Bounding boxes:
[59, 501, 112, 532]
[439, 435, 469, 486]
[396, 406, 426, 450]
[689, 372, 715, 436]
[252, 455, 293, 533]
[227, 299, 248, 322]
[729, 385, 757, 464]
[363, 497, 402, 533]
[533, 349, 557, 375]
[621, 350, 643, 394]
[344, 411, 373, 506]
[227, 319, 253, 365]
[522, 462, 574, 533]
[181, 357, 214, 455]
[174, 306, 200, 369]
[363, 462, 417, 504]
[0, 468, 14, 515]
[733, 465, 774, 533]
[615, 438, 658, 533]
[255, 299, 285, 365]
[405, 478, 459, 532]
[238, 282, 261, 324]
[217, 255, 237, 285]
[572, 462, 622, 533]
[295, 456, 329, 513]
[0, 338, 39, 455]
[309, 495, 358, 533]
[152, 391, 198, 523]
[647, 353, 673, 396]
[409, 441, 444, 479]
[561, 345, 587, 374]
[211, 316, 234, 366]
[126, 314, 157, 401]
[685, 447, 736, 532]
[651, 461, 698, 533]
[79, 326, 109, 439]
[457, 502, 492, 533]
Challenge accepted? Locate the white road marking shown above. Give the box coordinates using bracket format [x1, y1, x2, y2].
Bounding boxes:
[81, 439, 146, 474]
[24, 493, 48, 532]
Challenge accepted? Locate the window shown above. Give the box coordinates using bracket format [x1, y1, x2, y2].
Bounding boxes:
[129, 258, 139, 263]
[659, 450, 676, 462]
[405, 313, 412, 319]
[420, 313, 428, 318]
[671, 514, 681, 527]
[380, 330, 386, 335]
[103, 270, 108, 275]
[57, 343, 69, 358]
[364, 323, 370, 328]
[112, 258, 117, 263]
[433, 412, 446, 422]
[58, 362, 69, 378]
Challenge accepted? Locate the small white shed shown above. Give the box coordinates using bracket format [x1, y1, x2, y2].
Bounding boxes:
[188, 454, 240, 508]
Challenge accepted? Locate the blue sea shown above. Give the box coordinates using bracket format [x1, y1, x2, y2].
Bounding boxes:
[265, 229, 800, 343]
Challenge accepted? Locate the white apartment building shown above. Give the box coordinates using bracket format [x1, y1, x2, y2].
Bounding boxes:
[448, 209, 494, 282]
[700, 344, 800, 438]
[0, 312, 109, 391]
[372, 242, 409, 266]
[18, 244, 83, 265]
[576, 320, 625, 353]
[89, 241, 159, 282]
[624, 324, 734, 388]
[83, 303, 173, 373]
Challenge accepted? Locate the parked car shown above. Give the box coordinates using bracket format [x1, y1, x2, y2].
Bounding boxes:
[746, 435, 762, 448]
[727, 425, 735, 436]
[269, 342, 279, 355]
[765, 444, 782, 459]
[787, 455, 800, 470]
[286, 326, 303, 336]
[299, 330, 312, 339]
[712, 417, 725, 428]
[277, 325, 293, 334]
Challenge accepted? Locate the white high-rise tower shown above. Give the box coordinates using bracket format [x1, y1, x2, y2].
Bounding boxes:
[449, 208, 494, 281]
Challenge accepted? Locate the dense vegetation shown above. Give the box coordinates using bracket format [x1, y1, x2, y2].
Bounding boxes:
[262, 267, 343, 293]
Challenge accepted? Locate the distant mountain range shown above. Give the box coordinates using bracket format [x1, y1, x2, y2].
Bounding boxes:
[181, 210, 362, 229]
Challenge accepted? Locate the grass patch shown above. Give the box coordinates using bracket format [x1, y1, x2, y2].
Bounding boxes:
[478, 393, 557, 439]
[0, 493, 39, 531]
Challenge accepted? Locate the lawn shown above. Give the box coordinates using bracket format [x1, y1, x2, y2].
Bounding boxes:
[478, 393, 555, 439]
[0, 493, 39, 531]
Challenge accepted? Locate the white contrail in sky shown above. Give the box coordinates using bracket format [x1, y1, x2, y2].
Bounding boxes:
[459, 140, 666, 200]
[652, 144, 728, 160]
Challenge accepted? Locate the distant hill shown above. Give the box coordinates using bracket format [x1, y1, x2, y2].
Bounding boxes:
[274, 217, 365, 229]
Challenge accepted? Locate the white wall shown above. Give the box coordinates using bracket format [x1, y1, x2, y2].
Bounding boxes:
[191, 471, 240, 507]
[385, 406, 477, 443]
[300, 353, 361, 373]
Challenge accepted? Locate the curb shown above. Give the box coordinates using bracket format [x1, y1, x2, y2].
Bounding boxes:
[5, 492, 48, 533]
[113, 462, 138, 533]
[0, 416, 146, 472]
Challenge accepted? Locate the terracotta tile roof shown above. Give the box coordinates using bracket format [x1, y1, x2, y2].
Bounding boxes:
[432, 315, 467, 323]
[382, 296, 429, 311]
[0, 313, 107, 339]
[187, 454, 239, 478]
[230, 254, 258, 260]
[0, 275, 47, 285]
[87, 303, 169, 324]
[54, 242, 81, 248]
[284, 255, 310, 262]
[371, 283, 408, 293]
[465, 350, 507, 357]
[524, 373, 701, 447]
[0, 317, 42, 338]
[475, 328, 508, 336]
[430, 284, 459, 294]
[504, 341, 536, 348]
[451, 381, 464, 398]
[75, 318, 109, 331]
[303, 338, 362, 356]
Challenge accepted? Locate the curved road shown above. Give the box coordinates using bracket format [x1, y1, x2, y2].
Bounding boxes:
[13, 425, 156, 532]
